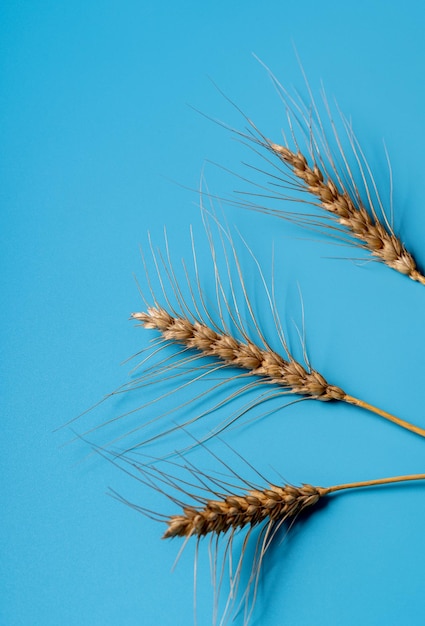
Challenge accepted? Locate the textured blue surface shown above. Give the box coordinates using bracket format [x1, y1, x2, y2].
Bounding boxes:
[2, 2, 425, 625]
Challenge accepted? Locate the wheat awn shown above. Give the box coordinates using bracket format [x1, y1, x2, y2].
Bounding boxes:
[68, 207, 425, 453]
[109, 444, 425, 626]
[126, 208, 425, 445]
[209, 63, 425, 285]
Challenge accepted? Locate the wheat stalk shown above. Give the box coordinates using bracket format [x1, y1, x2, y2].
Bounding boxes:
[132, 304, 425, 439]
[160, 467, 425, 623]
[163, 473, 425, 539]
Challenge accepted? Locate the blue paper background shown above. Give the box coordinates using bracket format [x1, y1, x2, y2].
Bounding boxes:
[2, 2, 425, 625]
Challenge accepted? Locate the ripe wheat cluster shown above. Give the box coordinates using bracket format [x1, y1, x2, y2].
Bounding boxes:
[267, 140, 425, 283]
[87, 69, 425, 625]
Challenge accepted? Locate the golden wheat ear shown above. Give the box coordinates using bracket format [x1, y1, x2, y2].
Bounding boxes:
[68, 207, 425, 451]
[212, 63, 425, 285]
[108, 445, 425, 626]
[131, 304, 425, 440]
[128, 208, 425, 444]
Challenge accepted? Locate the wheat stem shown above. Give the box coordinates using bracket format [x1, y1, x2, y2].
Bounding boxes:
[343, 394, 425, 438]
[323, 473, 425, 495]
[133, 306, 425, 439]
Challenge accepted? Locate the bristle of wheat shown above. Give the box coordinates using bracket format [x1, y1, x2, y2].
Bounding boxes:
[111, 443, 425, 626]
[132, 305, 425, 438]
[163, 483, 323, 539]
[268, 142, 425, 284]
[132, 306, 346, 401]
[160, 470, 425, 539]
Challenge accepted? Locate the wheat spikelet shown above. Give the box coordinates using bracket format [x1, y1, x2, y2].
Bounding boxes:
[67, 206, 425, 451]
[161, 466, 425, 624]
[108, 448, 324, 625]
[267, 141, 424, 283]
[132, 306, 345, 401]
[131, 304, 425, 439]
[162, 473, 425, 540]
[163, 482, 322, 539]
[110, 445, 425, 625]
[213, 63, 425, 285]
